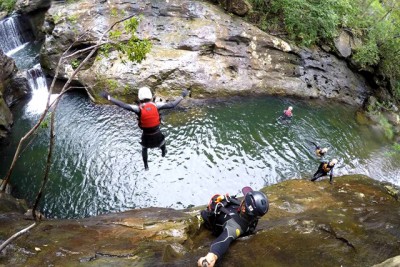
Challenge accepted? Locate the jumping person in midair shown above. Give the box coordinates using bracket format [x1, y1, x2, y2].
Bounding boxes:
[101, 87, 189, 170]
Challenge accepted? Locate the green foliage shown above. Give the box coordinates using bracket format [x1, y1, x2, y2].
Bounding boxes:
[348, 0, 400, 100]
[106, 79, 118, 92]
[393, 142, 400, 152]
[266, 0, 353, 46]
[0, 0, 16, 13]
[53, 14, 63, 24]
[71, 59, 80, 69]
[98, 17, 152, 64]
[123, 84, 132, 94]
[378, 115, 394, 140]
[393, 82, 400, 99]
[95, 75, 119, 93]
[40, 112, 52, 129]
[352, 40, 379, 69]
[110, 8, 118, 17]
[247, 0, 400, 101]
[67, 14, 78, 24]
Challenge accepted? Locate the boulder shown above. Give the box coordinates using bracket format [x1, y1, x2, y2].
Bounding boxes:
[334, 29, 361, 58]
[0, 97, 13, 138]
[3, 70, 31, 106]
[0, 49, 16, 81]
[15, 0, 51, 14]
[216, 0, 251, 16]
[0, 50, 15, 138]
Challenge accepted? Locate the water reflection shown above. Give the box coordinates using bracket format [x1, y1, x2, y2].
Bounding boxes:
[0, 91, 398, 219]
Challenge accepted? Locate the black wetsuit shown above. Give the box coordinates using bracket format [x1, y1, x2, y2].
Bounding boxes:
[201, 203, 258, 259]
[311, 161, 335, 183]
[311, 142, 326, 157]
[277, 110, 292, 124]
[108, 96, 184, 169]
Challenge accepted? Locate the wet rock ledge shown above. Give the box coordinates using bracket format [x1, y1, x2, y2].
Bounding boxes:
[0, 175, 399, 266]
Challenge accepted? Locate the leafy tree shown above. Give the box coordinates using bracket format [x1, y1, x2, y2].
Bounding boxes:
[0, 0, 16, 13]
[98, 17, 152, 64]
[247, 0, 400, 101]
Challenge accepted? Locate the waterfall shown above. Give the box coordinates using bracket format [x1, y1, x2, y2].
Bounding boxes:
[25, 64, 58, 115]
[0, 15, 35, 55]
[27, 64, 48, 91]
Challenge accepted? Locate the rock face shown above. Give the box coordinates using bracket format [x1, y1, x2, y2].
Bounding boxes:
[0, 175, 399, 266]
[0, 49, 32, 139]
[0, 50, 16, 138]
[15, 0, 51, 14]
[214, 0, 251, 16]
[334, 30, 362, 58]
[40, 0, 372, 105]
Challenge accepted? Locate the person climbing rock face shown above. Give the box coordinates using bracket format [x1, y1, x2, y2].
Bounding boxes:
[311, 158, 338, 184]
[198, 186, 269, 267]
[101, 86, 189, 170]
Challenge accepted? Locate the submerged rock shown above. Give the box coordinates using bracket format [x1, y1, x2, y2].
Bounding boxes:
[0, 175, 399, 266]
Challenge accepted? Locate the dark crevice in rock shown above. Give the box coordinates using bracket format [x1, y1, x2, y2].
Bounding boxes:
[319, 224, 357, 251]
[81, 251, 136, 262]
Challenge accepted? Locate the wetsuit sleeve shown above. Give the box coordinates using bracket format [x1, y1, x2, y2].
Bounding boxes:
[329, 167, 334, 182]
[311, 141, 318, 149]
[156, 96, 184, 110]
[109, 97, 140, 114]
[209, 219, 242, 259]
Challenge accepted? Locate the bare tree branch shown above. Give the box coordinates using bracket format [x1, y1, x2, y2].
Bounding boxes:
[0, 45, 72, 192]
[29, 14, 138, 219]
[1, 13, 135, 191]
[0, 223, 36, 253]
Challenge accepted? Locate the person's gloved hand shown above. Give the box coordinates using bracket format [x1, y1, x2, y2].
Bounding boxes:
[181, 88, 190, 98]
[197, 252, 218, 267]
[100, 91, 110, 100]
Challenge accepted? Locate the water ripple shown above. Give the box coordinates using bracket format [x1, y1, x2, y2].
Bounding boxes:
[1, 92, 399, 218]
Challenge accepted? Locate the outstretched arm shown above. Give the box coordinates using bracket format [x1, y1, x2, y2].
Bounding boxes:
[100, 91, 139, 114]
[157, 89, 189, 110]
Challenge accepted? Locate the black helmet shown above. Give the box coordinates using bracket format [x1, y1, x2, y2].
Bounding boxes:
[244, 191, 269, 217]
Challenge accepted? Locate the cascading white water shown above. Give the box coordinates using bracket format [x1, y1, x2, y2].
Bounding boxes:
[27, 64, 47, 90]
[25, 64, 58, 115]
[0, 15, 55, 115]
[0, 15, 35, 55]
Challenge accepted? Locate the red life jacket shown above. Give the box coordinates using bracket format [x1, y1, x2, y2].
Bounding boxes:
[284, 109, 292, 117]
[139, 102, 160, 128]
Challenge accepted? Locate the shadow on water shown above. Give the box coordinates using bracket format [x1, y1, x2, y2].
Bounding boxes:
[0, 91, 398, 219]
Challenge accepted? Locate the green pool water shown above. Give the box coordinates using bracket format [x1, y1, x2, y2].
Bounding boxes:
[1, 90, 398, 218]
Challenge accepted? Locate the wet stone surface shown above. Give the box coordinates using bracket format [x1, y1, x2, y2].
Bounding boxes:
[0, 175, 399, 266]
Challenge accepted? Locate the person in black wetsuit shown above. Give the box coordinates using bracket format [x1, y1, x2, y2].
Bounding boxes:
[310, 141, 328, 158]
[197, 187, 269, 267]
[101, 86, 189, 170]
[311, 158, 338, 184]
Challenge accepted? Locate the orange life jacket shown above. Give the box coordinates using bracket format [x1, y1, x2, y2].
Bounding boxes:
[322, 163, 331, 173]
[139, 102, 160, 128]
